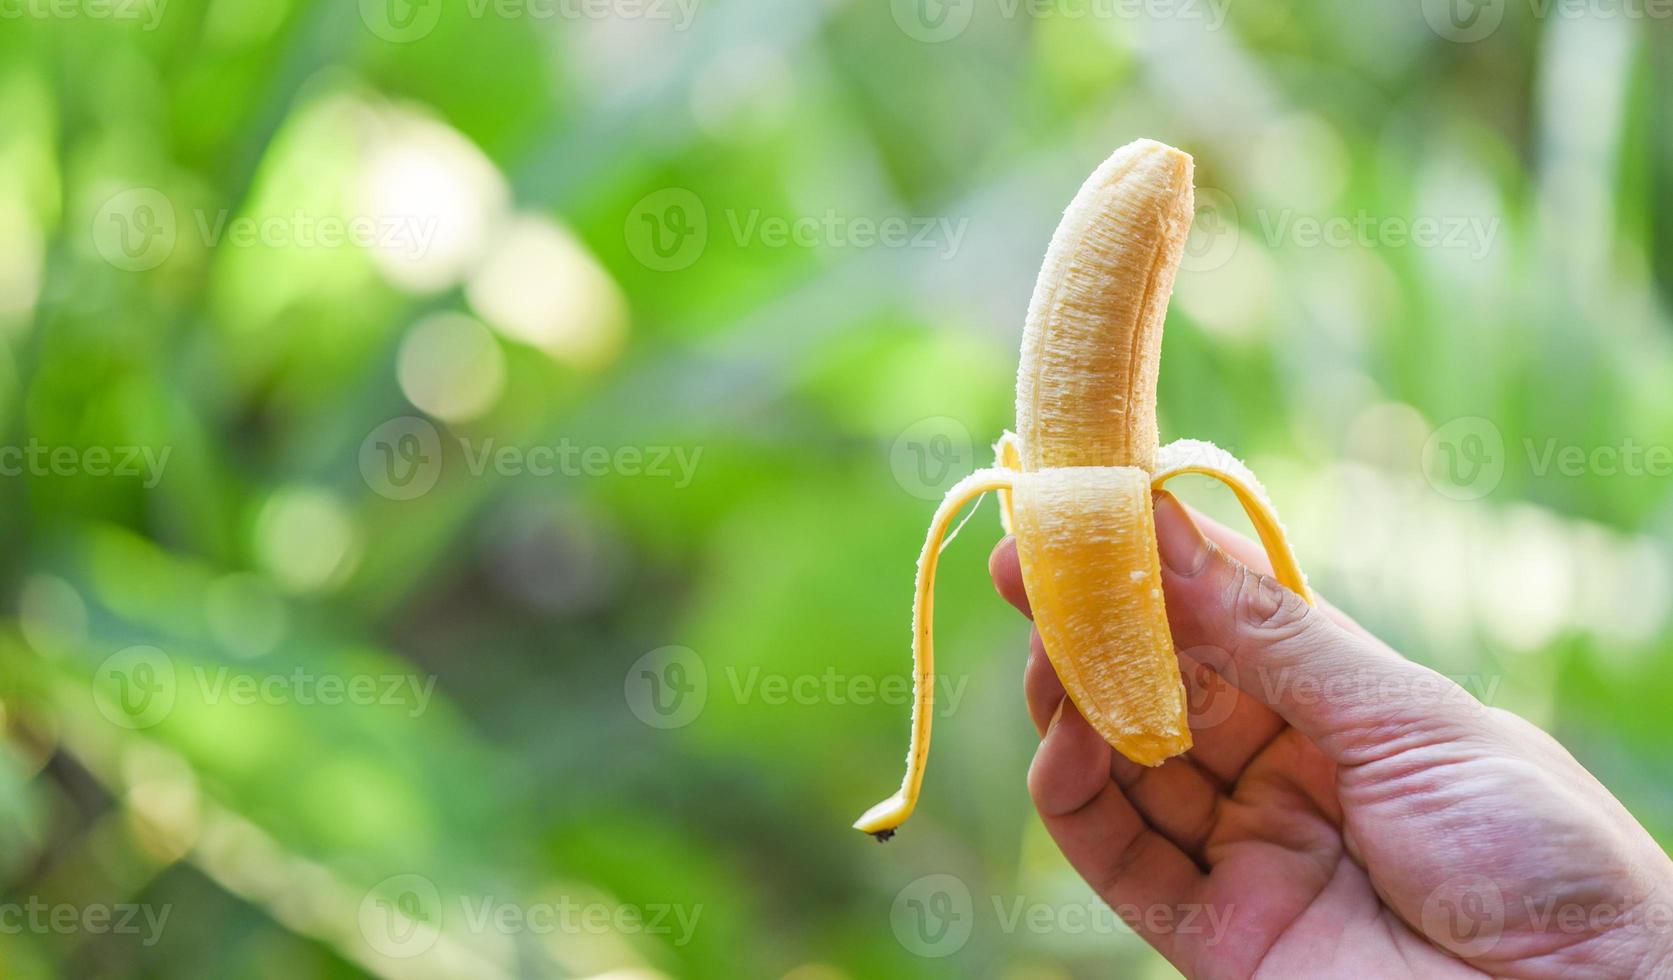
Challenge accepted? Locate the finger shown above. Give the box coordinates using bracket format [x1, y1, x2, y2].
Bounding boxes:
[1162, 499, 1294, 785]
[1176, 644, 1286, 786]
[1181, 504, 1273, 578]
[1104, 752, 1224, 864]
[988, 536, 1030, 617]
[1024, 628, 1064, 737]
[1178, 500, 1371, 639]
[1035, 635, 1242, 862]
[1028, 699, 1208, 968]
[1151, 492, 1490, 766]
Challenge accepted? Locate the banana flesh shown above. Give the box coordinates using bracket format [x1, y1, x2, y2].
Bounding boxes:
[1016, 138, 1194, 474]
[1012, 466, 1186, 766]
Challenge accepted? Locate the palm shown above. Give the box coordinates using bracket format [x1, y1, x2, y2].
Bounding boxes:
[1169, 722, 1480, 980]
[1054, 650, 1480, 979]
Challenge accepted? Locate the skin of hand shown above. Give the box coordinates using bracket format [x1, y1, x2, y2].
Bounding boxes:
[987, 491, 1673, 980]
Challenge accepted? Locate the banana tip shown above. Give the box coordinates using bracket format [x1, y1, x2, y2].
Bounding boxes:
[1089, 138, 1194, 219]
[1125, 136, 1193, 168]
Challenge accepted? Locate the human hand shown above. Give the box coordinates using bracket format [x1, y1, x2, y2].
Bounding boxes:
[988, 491, 1673, 979]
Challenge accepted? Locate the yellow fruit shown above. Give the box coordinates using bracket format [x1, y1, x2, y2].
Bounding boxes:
[856, 139, 1313, 839]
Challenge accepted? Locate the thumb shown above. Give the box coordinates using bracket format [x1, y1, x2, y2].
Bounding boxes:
[1151, 491, 1488, 765]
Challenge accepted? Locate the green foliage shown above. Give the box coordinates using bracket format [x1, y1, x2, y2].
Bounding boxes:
[1, 1, 1670, 976]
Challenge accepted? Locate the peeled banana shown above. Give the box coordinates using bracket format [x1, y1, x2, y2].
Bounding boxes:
[856, 138, 1313, 839]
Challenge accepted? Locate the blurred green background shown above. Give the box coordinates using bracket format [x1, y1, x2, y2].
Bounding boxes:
[0, 0, 1670, 975]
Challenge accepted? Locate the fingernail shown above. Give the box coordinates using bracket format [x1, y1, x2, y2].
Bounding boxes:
[1152, 491, 1210, 576]
[1046, 700, 1066, 734]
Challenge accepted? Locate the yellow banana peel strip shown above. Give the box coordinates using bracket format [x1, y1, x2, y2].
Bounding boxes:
[854, 467, 1016, 838]
[1151, 438, 1313, 604]
[994, 431, 1021, 535]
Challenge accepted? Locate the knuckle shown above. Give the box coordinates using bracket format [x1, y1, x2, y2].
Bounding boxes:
[1231, 568, 1314, 640]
